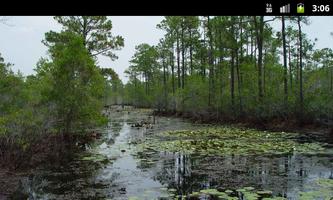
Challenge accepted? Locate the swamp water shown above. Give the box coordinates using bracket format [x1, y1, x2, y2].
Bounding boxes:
[13, 108, 333, 200]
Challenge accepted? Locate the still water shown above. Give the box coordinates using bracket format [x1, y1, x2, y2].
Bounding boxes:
[15, 108, 333, 200]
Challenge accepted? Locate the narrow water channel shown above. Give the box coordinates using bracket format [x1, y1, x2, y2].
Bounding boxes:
[14, 108, 333, 200]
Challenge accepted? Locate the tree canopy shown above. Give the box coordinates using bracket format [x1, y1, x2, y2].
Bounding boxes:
[47, 16, 124, 60]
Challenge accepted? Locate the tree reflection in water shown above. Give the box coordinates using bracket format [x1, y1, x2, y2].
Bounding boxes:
[150, 151, 333, 198]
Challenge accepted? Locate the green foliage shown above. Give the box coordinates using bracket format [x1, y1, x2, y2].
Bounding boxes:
[52, 16, 124, 60]
[177, 75, 209, 112]
[123, 16, 333, 124]
[0, 17, 124, 168]
[0, 53, 50, 167]
[1, 32, 108, 157]
[44, 31, 107, 133]
[0, 53, 29, 136]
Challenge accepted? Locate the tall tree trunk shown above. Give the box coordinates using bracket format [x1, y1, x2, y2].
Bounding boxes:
[181, 20, 185, 89]
[145, 73, 149, 95]
[162, 56, 167, 111]
[254, 16, 264, 103]
[134, 74, 137, 107]
[288, 38, 293, 90]
[207, 16, 214, 108]
[298, 17, 304, 121]
[231, 49, 235, 110]
[238, 18, 243, 113]
[176, 33, 181, 89]
[263, 49, 266, 94]
[250, 28, 254, 59]
[202, 26, 207, 79]
[218, 28, 224, 113]
[236, 49, 242, 113]
[170, 50, 175, 94]
[331, 66, 333, 92]
[246, 31, 249, 56]
[189, 30, 193, 75]
[254, 38, 257, 65]
[282, 16, 288, 110]
[230, 19, 235, 110]
[200, 51, 204, 78]
[296, 44, 299, 84]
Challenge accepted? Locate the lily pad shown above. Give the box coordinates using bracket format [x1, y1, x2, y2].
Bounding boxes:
[140, 127, 329, 156]
[297, 178, 333, 200]
[188, 192, 200, 198]
[244, 186, 255, 191]
[225, 189, 233, 195]
[256, 190, 273, 197]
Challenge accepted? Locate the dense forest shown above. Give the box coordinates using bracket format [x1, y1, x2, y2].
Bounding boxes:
[0, 16, 124, 168]
[1, 16, 333, 200]
[117, 16, 333, 127]
[1, 16, 333, 169]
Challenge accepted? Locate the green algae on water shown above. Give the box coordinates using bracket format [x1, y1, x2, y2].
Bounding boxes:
[80, 153, 109, 164]
[187, 187, 282, 200]
[298, 178, 333, 200]
[140, 127, 329, 156]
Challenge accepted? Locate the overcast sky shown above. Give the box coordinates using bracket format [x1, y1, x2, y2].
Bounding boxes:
[0, 16, 332, 82]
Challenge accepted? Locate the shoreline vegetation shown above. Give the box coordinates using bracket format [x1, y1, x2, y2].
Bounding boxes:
[153, 108, 333, 138]
[120, 16, 333, 140]
[104, 104, 333, 138]
[0, 16, 124, 198]
[1, 16, 123, 171]
[0, 106, 331, 199]
[1, 16, 333, 199]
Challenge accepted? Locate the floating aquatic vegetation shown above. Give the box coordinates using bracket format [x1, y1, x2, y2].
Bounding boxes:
[316, 178, 333, 187]
[80, 153, 109, 164]
[256, 190, 273, 198]
[225, 189, 233, 195]
[199, 188, 226, 196]
[242, 191, 260, 200]
[139, 127, 330, 156]
[184, 187, 283, 200]
[243, 187, 255, 191]
[188, 191, 200, 198]
[298, 178, 333, 200]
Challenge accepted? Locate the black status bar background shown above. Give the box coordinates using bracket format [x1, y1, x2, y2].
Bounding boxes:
[1, 0, 333, 15]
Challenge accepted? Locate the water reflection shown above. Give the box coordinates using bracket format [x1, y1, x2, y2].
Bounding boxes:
[149, 152, 333, 199]
[13, 109, 333, 200]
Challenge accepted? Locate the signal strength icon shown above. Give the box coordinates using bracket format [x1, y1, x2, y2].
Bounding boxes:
[280, 4, 290, 13]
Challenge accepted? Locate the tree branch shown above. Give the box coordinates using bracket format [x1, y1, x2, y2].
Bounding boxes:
[263, 17, 279, 23]
[91, 47, 113, 57]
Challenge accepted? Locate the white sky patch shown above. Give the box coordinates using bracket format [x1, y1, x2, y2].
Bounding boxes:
[0, 16, 332, 83]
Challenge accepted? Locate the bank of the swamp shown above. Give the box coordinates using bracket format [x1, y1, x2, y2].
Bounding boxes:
[0, 131, 101, 199]
[1, 107, 333, 200]
[153, 109, 333, 141]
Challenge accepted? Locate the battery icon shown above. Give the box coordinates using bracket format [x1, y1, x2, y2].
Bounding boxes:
[297, 3, 305, 13]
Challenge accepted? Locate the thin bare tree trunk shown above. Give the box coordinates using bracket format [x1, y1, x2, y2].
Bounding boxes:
[282, 16, 288, 110]
[298, 17, 304, 121]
